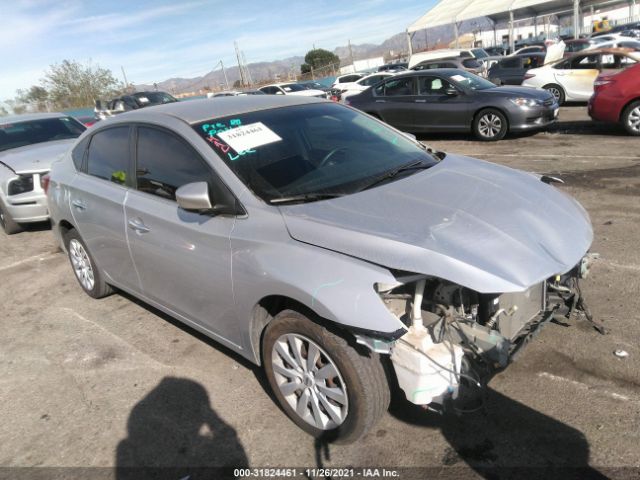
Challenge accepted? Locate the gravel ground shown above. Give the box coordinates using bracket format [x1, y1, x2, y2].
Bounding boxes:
[0, 106, 639, 479]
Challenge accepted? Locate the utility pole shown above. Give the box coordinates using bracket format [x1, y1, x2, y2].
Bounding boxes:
[348, 39, 355, 69]
[241, 51, 253, 86]
[220, 60, 229, 90]
[234, 41, 246, 87]
[120, 66, 129, 91]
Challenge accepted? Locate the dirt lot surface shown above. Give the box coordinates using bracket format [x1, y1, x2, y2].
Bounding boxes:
[1, 106, 639, 479]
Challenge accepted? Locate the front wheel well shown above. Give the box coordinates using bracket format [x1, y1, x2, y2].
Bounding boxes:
[473, 106, 510, 131]
[251, 295, 361, 366]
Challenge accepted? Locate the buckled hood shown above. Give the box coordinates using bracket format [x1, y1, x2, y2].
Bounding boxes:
[279, 154, 592, 293]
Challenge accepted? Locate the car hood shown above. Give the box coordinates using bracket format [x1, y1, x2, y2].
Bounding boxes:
[0, 139, 75, 174]
[484, 85, 553, 100]
[279, 154, 593, 294]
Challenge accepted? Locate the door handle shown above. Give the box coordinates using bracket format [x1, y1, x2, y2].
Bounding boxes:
[415, 99, 427, 103]
[128, 219, 150, 234]
[71, 200, 86, 210]
[375, 99, 386, 103]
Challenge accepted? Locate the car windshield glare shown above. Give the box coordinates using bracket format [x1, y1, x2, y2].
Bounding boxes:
[0, 117, 86, 152]
[445, 71, 496, 90]
[193, 103, 439, 202]
[281, 84, 306, 92]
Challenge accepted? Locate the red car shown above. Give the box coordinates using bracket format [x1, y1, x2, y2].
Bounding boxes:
[588, 63, 640, 135]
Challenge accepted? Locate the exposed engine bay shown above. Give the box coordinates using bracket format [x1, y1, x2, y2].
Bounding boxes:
[364, 253, 602, 410]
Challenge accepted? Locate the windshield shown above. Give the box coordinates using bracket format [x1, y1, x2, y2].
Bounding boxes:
[0, 117, 86, 152]
[133, 92, 178, 104]
[281, 84, 306, 92]
[444, 71, 496, 90]
[471, 48, 489, 59]
[193, 103, 438, 202]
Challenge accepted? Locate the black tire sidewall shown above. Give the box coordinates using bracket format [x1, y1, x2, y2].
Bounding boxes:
[262, 310, 385, 444]
[474, 108, 508, 141]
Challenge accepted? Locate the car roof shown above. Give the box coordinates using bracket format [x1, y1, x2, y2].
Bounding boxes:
[0, 112, 67, 125]
[106, 96, 328, 124]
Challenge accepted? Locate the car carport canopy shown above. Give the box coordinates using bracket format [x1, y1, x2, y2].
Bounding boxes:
[407, 0, 634, 52]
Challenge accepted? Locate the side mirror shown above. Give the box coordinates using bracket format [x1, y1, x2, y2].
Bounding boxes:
[445, 87, 459, 96]
[176, 181, 239, 216]
[176, 182, 212, 211]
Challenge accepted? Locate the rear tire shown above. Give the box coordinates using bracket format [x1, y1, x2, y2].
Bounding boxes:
[262, 309, 390, 444]
[473, 108, 508, 141]
[0, 198, 22, 235]
[621, 100, 640, 136]
[543, 83, 565, 105]
[63, 229, 113, 299]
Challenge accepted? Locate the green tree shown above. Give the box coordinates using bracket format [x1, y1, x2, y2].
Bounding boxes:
[42, 60, 123, 109]
[301, 48, 340, 74]
[16, 85, 49, 111]
[232, 79, 242, 88]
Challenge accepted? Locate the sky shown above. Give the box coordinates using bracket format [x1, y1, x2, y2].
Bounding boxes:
[0, 0, 436, 99]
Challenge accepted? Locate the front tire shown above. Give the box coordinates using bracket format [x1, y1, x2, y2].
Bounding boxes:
[0, 198, 23, 235]
[263, 309, 390, 444]
[621, 100, 640, 136]
[473, 108, 508, 141]
[64, 229, 113, 298]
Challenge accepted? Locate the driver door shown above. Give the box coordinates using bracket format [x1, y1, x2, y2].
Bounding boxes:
[124, 125, 240, 345]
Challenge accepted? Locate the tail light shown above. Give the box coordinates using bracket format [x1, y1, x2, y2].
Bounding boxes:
[523, 73, 536, 80]
[41, 174, 51, 194]
[593, 79, 613, 86]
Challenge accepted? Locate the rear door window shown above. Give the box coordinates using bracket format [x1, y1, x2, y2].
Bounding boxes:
[376, 77, 415, 96]
[86, 127, 130, 185]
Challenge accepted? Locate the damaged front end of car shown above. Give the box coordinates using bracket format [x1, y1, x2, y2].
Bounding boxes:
[358, 252, 601, 411]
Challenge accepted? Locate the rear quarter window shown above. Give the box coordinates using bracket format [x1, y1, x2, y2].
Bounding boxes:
[71, 136, 91, 171]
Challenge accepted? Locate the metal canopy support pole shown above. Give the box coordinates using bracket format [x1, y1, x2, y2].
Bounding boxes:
[454, 21, 459, 48]
[574, 0, 581, 39]
[509, 10, 514, 54]
[534, 16, 538, 38]
[631, 0, 637, 22]
[406, 30, 413, 56]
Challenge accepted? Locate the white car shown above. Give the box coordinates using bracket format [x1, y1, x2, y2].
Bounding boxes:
[259, 83, 326, 98]
[585, 38, 640, 51]
[336, 72, 396, 102]
[331, 73, 365, 88]
[522, 49, 640, 104]
[408, 48, 489, 69]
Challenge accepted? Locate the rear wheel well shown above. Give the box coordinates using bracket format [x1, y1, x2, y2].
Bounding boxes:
[58, 220, 75, 247]
[620, 97, 640, 122]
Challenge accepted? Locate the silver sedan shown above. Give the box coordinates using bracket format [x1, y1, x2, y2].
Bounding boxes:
[46, 96, 594, 442]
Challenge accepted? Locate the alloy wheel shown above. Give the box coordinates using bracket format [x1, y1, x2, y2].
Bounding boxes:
[478, 113, 502, 138]
[628, 107, 640, 133]
[69, 239, 95, 291]
[547, 87, 562, 102]
[271, 333, 349, 430]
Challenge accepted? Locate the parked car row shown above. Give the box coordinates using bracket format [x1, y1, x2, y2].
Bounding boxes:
[3, 94, 591, 444]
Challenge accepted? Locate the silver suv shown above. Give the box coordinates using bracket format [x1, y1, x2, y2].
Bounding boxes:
[47, 96, 594, 442]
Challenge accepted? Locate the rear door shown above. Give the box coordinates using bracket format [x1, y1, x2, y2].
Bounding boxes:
[371, 76, 417, 131]
[124, 125, 239, 345]
[413, 75, 472, 131]
[68, 125, 140, 290]
[554, 54, 599, 100]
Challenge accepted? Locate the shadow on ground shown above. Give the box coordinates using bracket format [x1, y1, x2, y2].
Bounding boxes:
[382, 387, 608, 479]
[115, 377, 248, 480]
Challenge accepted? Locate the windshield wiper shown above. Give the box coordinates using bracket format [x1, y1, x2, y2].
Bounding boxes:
[358, 160, 433, 192]
[269, 192, 346, 205]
